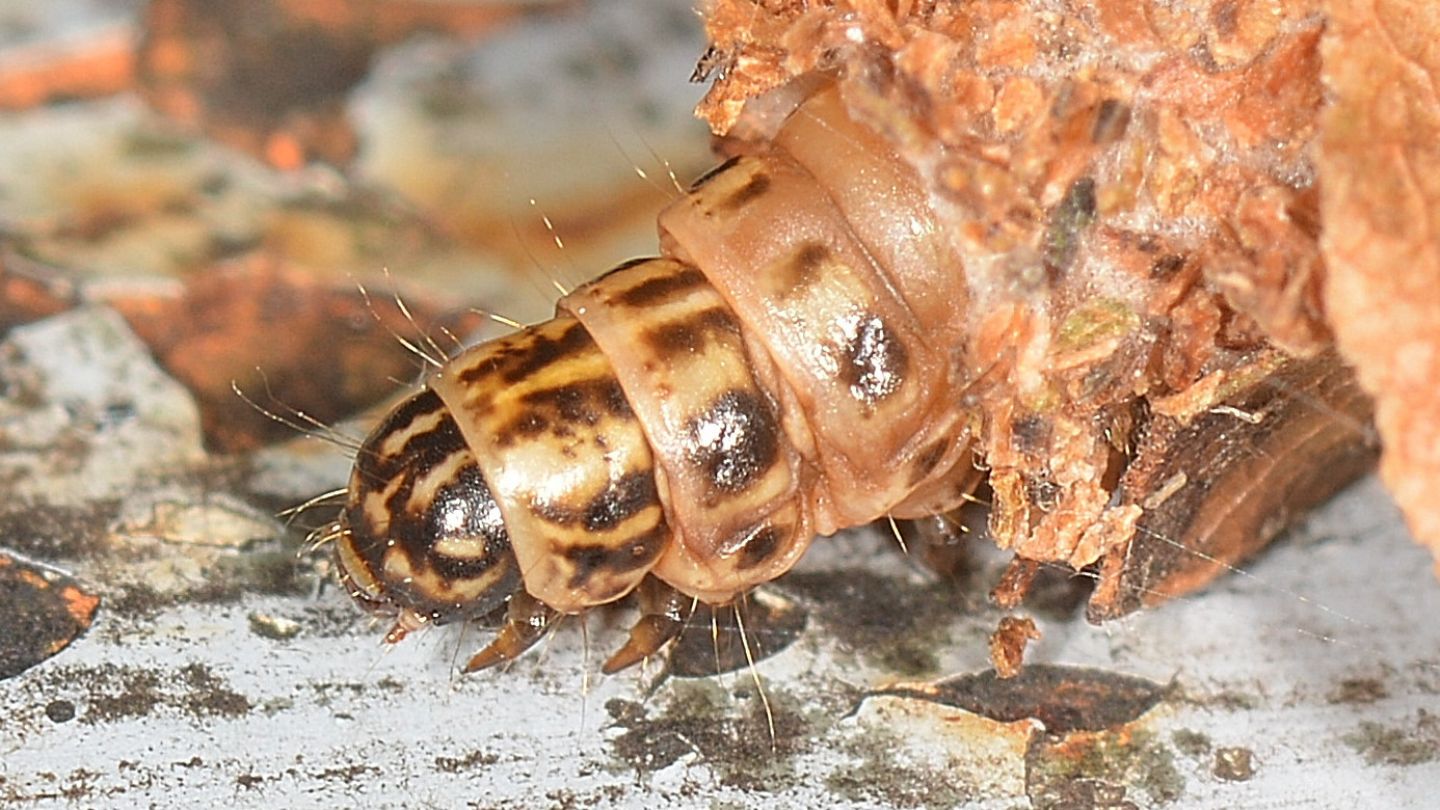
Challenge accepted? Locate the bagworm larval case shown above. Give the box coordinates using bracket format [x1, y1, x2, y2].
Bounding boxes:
[333, 1, 1391, 673]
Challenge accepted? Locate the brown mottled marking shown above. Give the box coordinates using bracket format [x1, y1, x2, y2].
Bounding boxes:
[615, 266, 707, 308]
[908, 437, 951, 486]
[719, 171, 771, 211]
[835, 312, 909, 406]
[563, 525, 668, 589]
[493, 378, 634, 447]
[687, 154, 741, 191]
[684, 388, 782, 500]
[642, 306, 741, 357]
[495, 411, 551, 445]
[500, 322, 596, 384]
[733, 524, 784, 570]
[365, 387, 451, 464]
[519, 377, 632, 423]
[778, 242, 831, 295]
[455, 320, 594, 387]
[532, 471, 661, 532]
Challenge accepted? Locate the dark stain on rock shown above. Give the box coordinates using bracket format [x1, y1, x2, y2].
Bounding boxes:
[824, 728, 975, 809]
[874, 665, 1168, 734]
[665, 589, 806, 678]
[781, 569, 964, 677]
[0, 502, 118, 561]
[37, 663, 254, 724]
[306, 763, 380, 783]
[1028, 776, 1137, 810]
[1171, 729, 1212, 758]
[433, 750, 500, 774]
[605, 681, 809, 791]
[177, 662, 252, 718]
[1342, 712, 1440, 766]
[1328, 676, 1388, 705]
[1171, 683, 1261, 712]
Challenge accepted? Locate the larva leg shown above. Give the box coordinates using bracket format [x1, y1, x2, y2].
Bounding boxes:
[463, 591, 560, 673]
[898, 514, 972, 582]
[601, 576, 695, 674]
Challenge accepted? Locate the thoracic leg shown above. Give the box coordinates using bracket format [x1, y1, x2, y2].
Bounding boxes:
[464, 591, 560, 672]
[602, 576, 695, 674]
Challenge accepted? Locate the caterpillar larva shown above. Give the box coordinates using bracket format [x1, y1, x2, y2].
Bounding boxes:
[333, 2, 1393, 673]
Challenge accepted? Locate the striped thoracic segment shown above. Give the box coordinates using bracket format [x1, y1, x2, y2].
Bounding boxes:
[335, 86, 987, 671]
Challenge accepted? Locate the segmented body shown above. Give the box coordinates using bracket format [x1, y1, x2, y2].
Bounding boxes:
[335, 85, 990, 668]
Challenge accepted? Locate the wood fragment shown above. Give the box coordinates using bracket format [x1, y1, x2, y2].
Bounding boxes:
[1089, 352, 1378, 620]
[989, 616, 1041, 680]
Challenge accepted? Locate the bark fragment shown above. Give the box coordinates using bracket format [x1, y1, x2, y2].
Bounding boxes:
[1089, 352, 1378, 620]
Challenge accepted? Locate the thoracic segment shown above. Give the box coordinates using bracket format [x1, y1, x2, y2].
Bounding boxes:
[557, 256, 811, 606]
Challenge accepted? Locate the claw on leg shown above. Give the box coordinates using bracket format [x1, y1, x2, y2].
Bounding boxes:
[907, 513, 971, 579]
[602, 576, 694, 674]
[463, 591, 559, 673]
[384, 608, 427, 645]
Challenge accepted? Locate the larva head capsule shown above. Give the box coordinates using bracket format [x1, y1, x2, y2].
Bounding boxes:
[335, 387, 523, 639]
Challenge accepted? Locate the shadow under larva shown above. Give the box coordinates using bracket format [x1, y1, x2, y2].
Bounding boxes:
[329, 41, 1379, 677]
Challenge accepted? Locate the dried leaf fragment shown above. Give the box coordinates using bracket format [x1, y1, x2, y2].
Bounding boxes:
[0, 552, 100, 680]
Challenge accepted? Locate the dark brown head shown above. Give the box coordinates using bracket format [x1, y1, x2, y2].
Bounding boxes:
[335, 387, 522, 634]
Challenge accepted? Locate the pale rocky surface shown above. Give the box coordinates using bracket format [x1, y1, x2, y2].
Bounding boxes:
[0, 307, 1437, 808]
